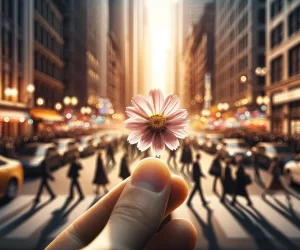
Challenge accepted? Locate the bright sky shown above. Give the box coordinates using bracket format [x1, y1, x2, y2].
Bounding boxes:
[147, 0, 171, 93]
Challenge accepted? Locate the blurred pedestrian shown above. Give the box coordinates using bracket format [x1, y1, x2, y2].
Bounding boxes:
[209, 153, 222, 194]
[167, 148, 178, 169]
[231, 156, 252, 206]
[180, 139, 193, 174]
[93, 151, 109, 195]
[119, 152, 131, 180]
[261, 157, 290, 200]
[220, 158, 235, 203]
[106, 142, 116, 168]
[187, 153, 208, 207]
[67, 154, 84, 200]
[34, 152, 56, 203]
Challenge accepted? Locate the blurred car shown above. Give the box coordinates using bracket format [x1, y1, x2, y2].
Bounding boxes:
[284, 153, 300, 186]
[53, 138, 79, 163]
[0, 156, 23, 200]
[77, 136, 96, 157]
[251, 142, 296, 170]
[217, 138, 252, 163]
[203, 134, 224, 154]
[19, 143, 62, 173]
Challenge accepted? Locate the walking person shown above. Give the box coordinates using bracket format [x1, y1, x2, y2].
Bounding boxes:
[167, 148, 178, 170]
[93, 151, 109, 195]
[209, 153, 222, 194]
[231, 156, 252, 206]
[180, 139, 193, 174]
[253, 154, 262, 184]
[261, 157, 290, 200]
[67, 154, 84, 200]
[220, 158, 235, 203]
[187, 153, 208, 207]
[119, 152, 131, 180]
[34, 152, 56, 203]
[106, 143, 116, 168]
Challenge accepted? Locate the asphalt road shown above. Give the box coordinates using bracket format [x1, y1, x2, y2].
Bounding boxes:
[1, 147, 300, 250]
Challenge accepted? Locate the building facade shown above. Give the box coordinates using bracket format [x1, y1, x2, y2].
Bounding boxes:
[266, 0, 300, 135]
[183, 3, 215, 115]
[0, 0, 33, 137]
[214, 0, 266, 110]
[34, 0, 64, 109]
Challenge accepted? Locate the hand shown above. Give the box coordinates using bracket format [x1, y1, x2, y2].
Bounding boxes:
[47, 158, 196, 250]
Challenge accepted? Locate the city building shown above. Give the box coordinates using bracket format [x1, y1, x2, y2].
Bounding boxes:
[0, 0, 33, 137]
[33, 0, 64, 109]
[107, 32, 124, 114]
[266, 0, 300, 135]
[182, 2, 215, 115]
[214, 0, 267, 110]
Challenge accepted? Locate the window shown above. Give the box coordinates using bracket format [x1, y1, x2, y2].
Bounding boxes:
[270, 0, 283, 19]
[271, 22, 283, 48]
[238, 56, 248, 72]
[271, 55, 283, 83]
[258, 9, 265, 24]
[238, 34, 248, 52]
[289, 44, 300, 76]
[18, 39, 23, 63]
[238, 13, 248, 33]
[257, 55, 265, 67]
[258, 31, 265, 46]
[288, 5, 300, 36]
[238, 0, 248, 12]
[18, 0, 23, 28]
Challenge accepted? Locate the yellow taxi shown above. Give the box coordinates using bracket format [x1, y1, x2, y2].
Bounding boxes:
[0, 155, 24, 200]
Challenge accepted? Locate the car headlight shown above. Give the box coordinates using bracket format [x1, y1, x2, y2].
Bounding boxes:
[29, 161, 41, 167]
[246, 151, 252, 157]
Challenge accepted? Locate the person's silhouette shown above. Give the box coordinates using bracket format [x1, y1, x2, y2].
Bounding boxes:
[167, 148, 178, 169]
[119, 152, 131, 180]
[34, 152, 56, 203]
[67, 154, 84, 200]
[187, 153, 208, 207]
[93, 151, 109, 195]
[209, 153, 222, 194]
[106, 143, 116, 168]
[220, 159, 234, 203]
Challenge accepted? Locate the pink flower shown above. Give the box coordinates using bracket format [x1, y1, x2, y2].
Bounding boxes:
[124, 89, 189, 156]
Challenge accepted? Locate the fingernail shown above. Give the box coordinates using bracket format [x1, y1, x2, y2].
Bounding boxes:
[131, 158, 170, 193]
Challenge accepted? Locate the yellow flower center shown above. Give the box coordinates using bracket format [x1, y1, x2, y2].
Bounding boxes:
[149, 114, 166, 130]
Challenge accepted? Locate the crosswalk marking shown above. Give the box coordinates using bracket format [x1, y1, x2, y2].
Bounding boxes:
[0, 195, 299, 241]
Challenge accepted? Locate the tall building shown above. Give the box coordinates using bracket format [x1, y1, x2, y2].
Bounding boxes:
[266, 0, 300, 135]
[87, 0, 102, 107]
[33, 0, 64, 109]
[0, 0, 33, 137]
[183, 2, 215, 115]
[214, 0, 266, 110]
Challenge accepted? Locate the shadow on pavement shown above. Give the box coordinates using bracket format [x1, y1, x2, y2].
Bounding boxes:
[0, 199, 53, 237]
[189, 205, 220, 250]
[34, 197, 82, 250]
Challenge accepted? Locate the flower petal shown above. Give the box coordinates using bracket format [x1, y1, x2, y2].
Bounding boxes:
[161, 129, 179, 150]
[124, 117, 148, 130]
[128, 129, 146, 144]
[166, 109, 188, 121]
[148, 89, 164, 114]
[161, 95, 180, 116]
[137, 131, 155, 151]
[126, 107, 148, 120]
[167, 128, 189, 139]
[132, 95, 153, 117]
[151, 132, 165, 156]
[166, 117, 189, 127]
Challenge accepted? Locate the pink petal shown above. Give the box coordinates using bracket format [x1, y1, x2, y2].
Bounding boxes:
[167, 128, 189, 139]
[166, 118, 189, 127]
[151, 132, 165, 156]
[161, 95, 180, 117]
[161, 129, 179, 150]
[166, 109, 188, 121]
[137, 131, 155, 151]
[128, 130, 146, 144]
[126, 107, 148, 119]
[147, 89, 164, 114]
[124, 118, 148, 130]
[132, 95, 153, 117]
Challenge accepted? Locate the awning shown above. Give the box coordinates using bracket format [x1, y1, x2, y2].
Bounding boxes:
[0, 109, 30, 121]
[30, 108, 64, 122]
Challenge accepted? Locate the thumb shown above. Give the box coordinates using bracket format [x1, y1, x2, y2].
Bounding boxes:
[86, 157, 171, 250]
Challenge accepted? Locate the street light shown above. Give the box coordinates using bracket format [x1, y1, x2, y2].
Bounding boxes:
[255, 67, 268, 77]
[36, 97, 45, 106]
[217, 102, 229, 111]
[4, 87, 18, 97]
[81, 106, 92, 115]
[71, 97, 78, 106]
[27, 84, 35, 94]
[256, 95, 269, 106]
[64, 96, 71, 106]
[55, 102, 63, 111]
[240, 75, 247, 83]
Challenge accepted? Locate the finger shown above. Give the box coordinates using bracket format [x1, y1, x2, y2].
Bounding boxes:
[86, 157, 172, 250]
[146, 219, 197, 250]
[48, 162, 188, 250]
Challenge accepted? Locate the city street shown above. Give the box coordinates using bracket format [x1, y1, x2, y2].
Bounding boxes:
[0, 148, 300, 250]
